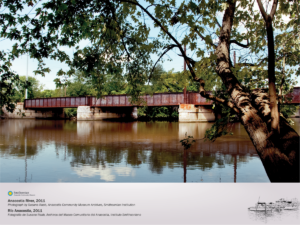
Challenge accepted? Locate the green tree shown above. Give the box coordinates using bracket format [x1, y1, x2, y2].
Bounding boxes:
[101, 73, 127, 95]
[39, 89, 64, 98]
[66, 81, 94, 97]
[63, 70, 125, 96]
[1, 0, 299, 181]
[11, 76, 44, 102]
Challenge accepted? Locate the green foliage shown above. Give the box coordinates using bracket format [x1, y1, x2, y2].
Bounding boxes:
[101, 73, 127, 95]
[204, 85, 237, 142]
[146, 64, 188, 93]
[138, 106, 178, 120]
[2, 0, 298, 101]
[0, 50, 21, 112]
[10, 76, 44, 102]
[281, 105, 298, 119]
[66, 81, 95, 97]
[142, 63, 210, 95]
[180, 132, 196, 150]
[204, 115, 234, 142]
[280, 104, 298, 126]
[15, 109, 25, 118]
[64, 108, 77, 118]
[39, 89, 64, 98]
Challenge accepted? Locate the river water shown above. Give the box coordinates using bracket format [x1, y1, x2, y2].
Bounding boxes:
[0, 119, 299, 182]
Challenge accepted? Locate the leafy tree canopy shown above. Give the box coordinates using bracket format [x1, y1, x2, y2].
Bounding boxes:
[10, 75, 44, 102]
[1, 1, 298, 107]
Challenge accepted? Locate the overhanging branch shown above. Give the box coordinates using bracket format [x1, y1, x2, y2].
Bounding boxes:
[235, 57, 267, 67]
[230, 39, 249, 48]
[256, 0, 268, 21]
[199, 79, 240, 114]
[120, 0, 198, 80]
[193, 27, 217, 49]
[270, 0, 278, 20]
[148, 44, 179, 82]
[214, 17, 221, 28]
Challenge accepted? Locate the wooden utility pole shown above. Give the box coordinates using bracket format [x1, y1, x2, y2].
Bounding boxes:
[233, 51, 236, 66]
[25, 53, 28, 99]
[184, 45, 187, 71]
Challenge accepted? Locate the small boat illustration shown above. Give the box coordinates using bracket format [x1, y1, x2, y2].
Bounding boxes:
[248, 202, 272, 212]
[284, 200, 299, 210]
[249, 198, 299, 212]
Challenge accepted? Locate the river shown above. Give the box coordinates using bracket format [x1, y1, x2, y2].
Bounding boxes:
[1, 119, 299, 182]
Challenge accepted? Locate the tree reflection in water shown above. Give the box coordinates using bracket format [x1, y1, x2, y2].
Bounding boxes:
[1, 119, 291, 182]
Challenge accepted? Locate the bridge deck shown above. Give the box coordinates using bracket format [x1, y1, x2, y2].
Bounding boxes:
[24, 92, 212, 109]
[24, 88, 300, 109]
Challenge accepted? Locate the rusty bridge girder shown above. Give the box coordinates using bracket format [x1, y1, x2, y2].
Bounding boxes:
[24, 92, 212, 109]
[24, 87, 300, 109]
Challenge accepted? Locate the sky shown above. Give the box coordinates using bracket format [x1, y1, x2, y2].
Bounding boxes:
[1, 39, 189, 90]
[0, 0, 299, 90]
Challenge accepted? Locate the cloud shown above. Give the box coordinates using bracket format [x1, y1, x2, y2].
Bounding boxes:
[72, 166, 136, 181]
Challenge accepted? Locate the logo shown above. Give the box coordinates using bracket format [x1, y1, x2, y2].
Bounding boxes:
[8, 191, 13, 196]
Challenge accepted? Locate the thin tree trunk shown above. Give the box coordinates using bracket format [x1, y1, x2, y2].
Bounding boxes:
[266, 19, 280, 134]
[278, 56, 285, 112]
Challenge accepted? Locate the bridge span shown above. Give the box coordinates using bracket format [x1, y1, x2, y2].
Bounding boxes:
[23, 91, 211, 109]
[3, 87, 300, 122]
[21, 90, 215, 122]
[23, 87, 300, 109]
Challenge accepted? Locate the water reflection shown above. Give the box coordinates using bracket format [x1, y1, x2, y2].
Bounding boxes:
[72, 166, 136, 182]
[2, 119, 297, 182]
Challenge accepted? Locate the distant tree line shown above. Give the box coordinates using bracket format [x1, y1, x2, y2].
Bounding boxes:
[10, 65, 203, 119]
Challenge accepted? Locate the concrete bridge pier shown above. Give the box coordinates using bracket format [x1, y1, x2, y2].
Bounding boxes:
[178, 104, 215, 122]
[77, 106, 137, 121]
[1, 103, 64, 119]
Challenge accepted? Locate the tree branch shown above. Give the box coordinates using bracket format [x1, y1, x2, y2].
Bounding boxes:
[121, 36, 131, 61]
[148, 44, 179, 82]
[236, 51, 299, 68]
[256, 0, 268, 21]
[214, 17, 221, 28]
[235, 57, 267, 67]
[199, 79, 240, 114]
[251, 88, 271, 122]
[146, 4, 177, 10]
[215, 0, 242, 96]
[230, 39, 249, 48]
[270, 0, 278, 20]
[276, 51, 300, 62]
[109, 4, 132, 61]
[278, 56, 285, 106]
[177, 54, 196, 68]
[193, 27, 217, 48]
[121, 0, 198, 81]
[257, 0, 279, 134]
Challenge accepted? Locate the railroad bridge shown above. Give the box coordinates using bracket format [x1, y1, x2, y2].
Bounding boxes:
[4, 87, 300, 122]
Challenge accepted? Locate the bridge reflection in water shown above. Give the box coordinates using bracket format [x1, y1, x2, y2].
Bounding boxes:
[1, 119, 291, 182]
